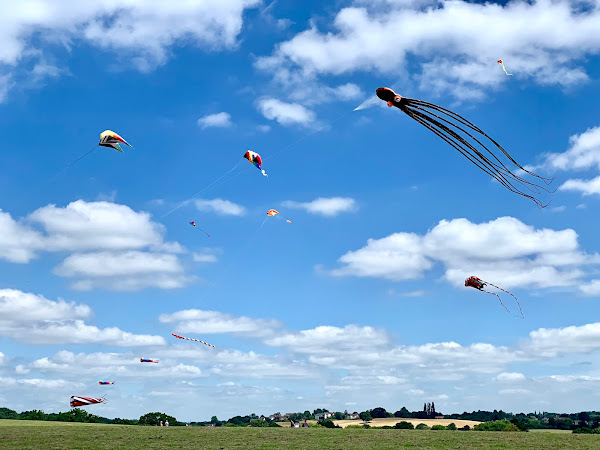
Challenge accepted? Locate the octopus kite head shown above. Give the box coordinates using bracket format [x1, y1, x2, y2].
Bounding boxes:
[376, 87, 406, 109]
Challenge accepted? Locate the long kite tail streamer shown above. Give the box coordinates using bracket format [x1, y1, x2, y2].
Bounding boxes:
[376, 87, 555, 208]
[189, 221, 211, 237]
[482, 279, 524, 319]
[497, 59, 513, 76]
[172, 333, 215, 348]
[480, 289, 511, 315]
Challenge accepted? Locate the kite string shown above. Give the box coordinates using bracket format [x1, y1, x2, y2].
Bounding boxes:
[159, 158, 243, 219]
[37, 146, 98, 193]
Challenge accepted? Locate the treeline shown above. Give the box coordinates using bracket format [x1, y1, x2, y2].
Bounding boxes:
[445, 409, 600, 430]
[0, 407, 179, 426]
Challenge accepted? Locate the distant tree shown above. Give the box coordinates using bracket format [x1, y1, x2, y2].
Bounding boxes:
[572, 427, 593, 434]
[359, 411, 372, 422]
[334, 412, 344, 420]
[395, 421, 414, 429]
[431, 402, 436, 416]
[318, 419, 340, 428]
[0, 408, 18, 419]
[370, 407, 388, 419]
[394, 407, 410, 418]
[510, 418, 528, 431]
[415, 423, 430, 430]
[303, 411, 312, 419]
[459, 425, 470, 431]
[139, 412, 180, 426]
[431, 425, 446, 430]
[446, 423, 457, 430]
[210, 416, 220, 425]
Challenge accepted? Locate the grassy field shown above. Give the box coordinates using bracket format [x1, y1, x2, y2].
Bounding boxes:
[1, 419, 598, 449]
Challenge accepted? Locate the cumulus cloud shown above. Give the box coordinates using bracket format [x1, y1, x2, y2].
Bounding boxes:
[195, 199, 246, 216]
[329, 216, 597, 290]
[544, 126, 600, 172]
[54, 251, 191, 291]
[0, 200, 192, 291]
[560, 176, 600, 196]
[0, 289, 165, 346]
[0, 0, 261, 100]
[160, 309, 283, 338]
[197, 112, 232, 129]
[256, 0, 600, 99]
[283, 197, 357, 216]
[28, 200, 171, 252]
[256, 98, 316, 126]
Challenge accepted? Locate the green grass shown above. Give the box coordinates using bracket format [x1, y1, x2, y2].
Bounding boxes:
[0, 420, 598, 449]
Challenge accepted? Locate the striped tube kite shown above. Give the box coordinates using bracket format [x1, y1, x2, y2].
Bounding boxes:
[172, 333, 215, 348]
[99, 381, 115, 385]
[70, 396, 106, 407]
[99, 130, 133, 153]
[140, 358, 159, 363]
[244, 150, 267, 176]
[465, 276, 523, 318]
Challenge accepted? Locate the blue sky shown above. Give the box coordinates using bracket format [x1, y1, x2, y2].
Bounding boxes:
[1, 0, 600, 421]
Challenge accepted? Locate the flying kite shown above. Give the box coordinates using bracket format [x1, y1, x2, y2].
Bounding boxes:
[374, 87, 554, 207]
[465, 275, 523, 318]
[497, 60, 513, 76]
[244, 150, 267, 176]
[172, 333, 215, 348]
[189, 221, 211, 237]
[70, 396, 106, 407]
[99, 130, 133, 153]
[140, 358, 159, 363]
[266, 209, 291, 223]
[98, 381, 115, 385]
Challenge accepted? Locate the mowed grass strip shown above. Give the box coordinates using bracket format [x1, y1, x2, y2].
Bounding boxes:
[0, 420, 598, 449]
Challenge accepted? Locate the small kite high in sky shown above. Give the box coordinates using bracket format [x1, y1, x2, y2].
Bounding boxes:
[244, 150, 267, 176]
[70, 396, 106, 407]
[267, 209, 291, 223]
[98, 381, 115, 385]
[140, 358, 159, 363]
[497, 59, 513, 76]
[465, 275, 524, 318]
[374, 87, 554, 207]
[189, 221, 211, 237]
[172, 333, 215, 348]
[99, 130, 133, 153]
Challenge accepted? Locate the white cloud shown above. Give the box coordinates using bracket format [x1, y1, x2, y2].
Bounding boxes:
[0, 210, 43, 263]
[0, 289, 165, 346]
[29, 200, 171, 252]
[160, 309, 283, 337]
[560, 176, 600, 196]
[55, 251, 191, 291]
[195, 199, 246, 216]
[0, 1, 262, 101]
[544, 126, 600, 171]
[256, 0, 600, 99]
[283, 197, 357, 216]
[197, 112, 232, 129]
[329, 216, 596, 290]
[494, 372, 526, 383]
[193, 253, 218, 263]
[0, 201, 191, 291]
[580, 279, 600, 296]
[256, 98, 316, 126]
[527, 322, 600, 358]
